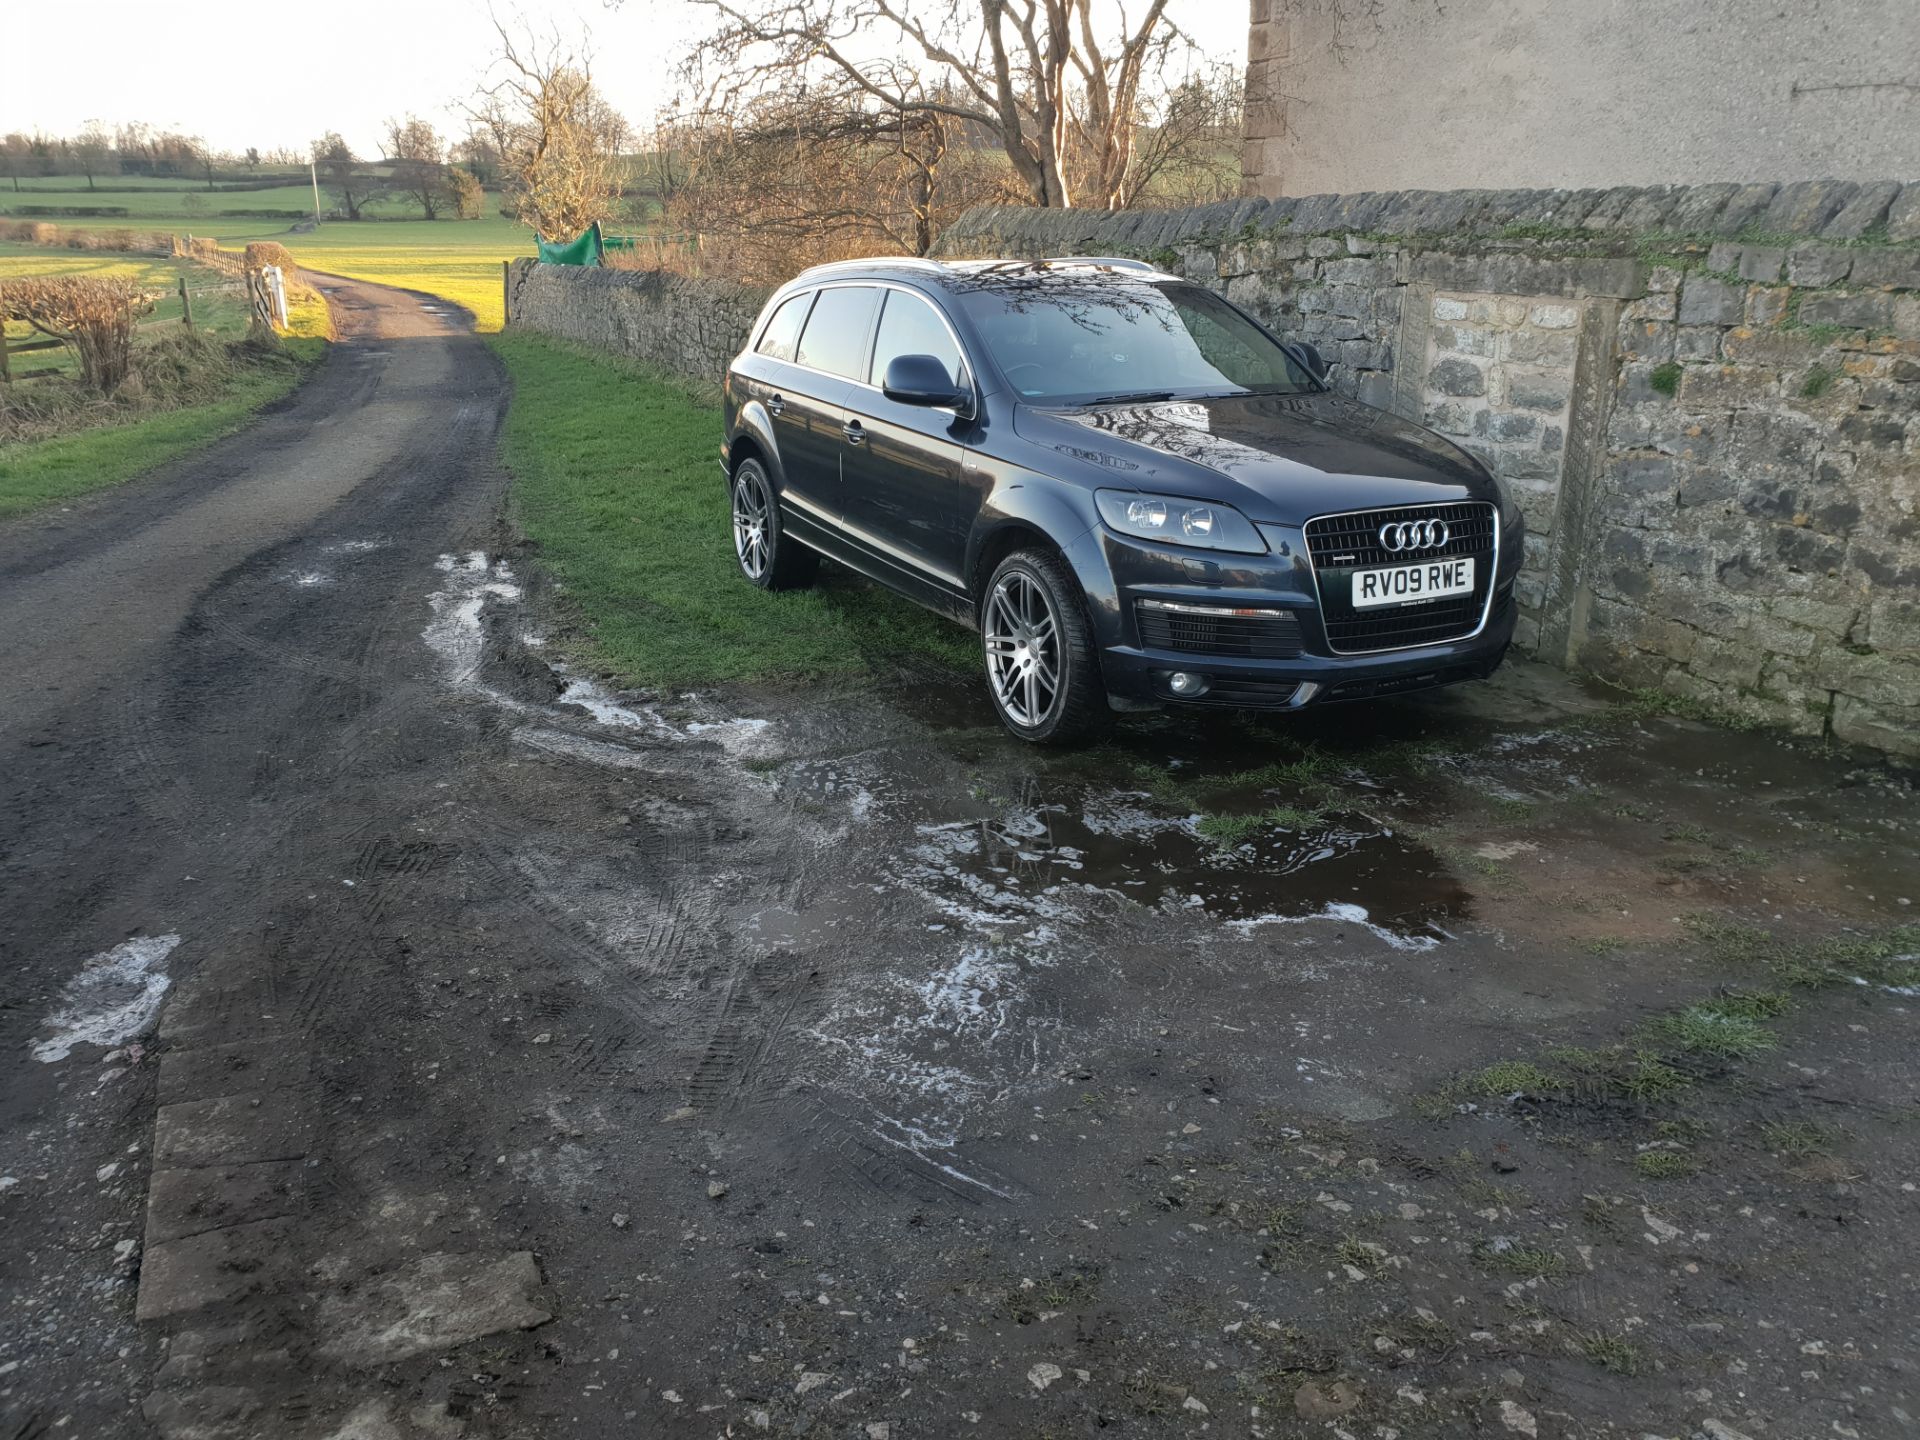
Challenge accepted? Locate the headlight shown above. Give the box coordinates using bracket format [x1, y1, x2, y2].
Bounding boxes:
[1095, 490, 1266, 554]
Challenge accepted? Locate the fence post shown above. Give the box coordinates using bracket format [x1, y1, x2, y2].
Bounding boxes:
[178, 276, 194, 331]
[0, 284, 10, 384]
[502, 260, 510, 327]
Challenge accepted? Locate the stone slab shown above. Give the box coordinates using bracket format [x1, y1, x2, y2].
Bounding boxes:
[159, 1040, 312, 1104]
[146, 1159, 306, 1245]
[154, 1091, 311, 1169]
[137, 1217, 299, 1322]
[314, 1251, 552, 1367]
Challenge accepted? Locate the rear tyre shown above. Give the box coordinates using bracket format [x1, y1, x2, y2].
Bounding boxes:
[980, 548, 1110, 745]
[731, 458, 818, 591]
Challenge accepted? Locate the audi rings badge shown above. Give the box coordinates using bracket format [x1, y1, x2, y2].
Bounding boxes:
[1378, 518, 1450, 552]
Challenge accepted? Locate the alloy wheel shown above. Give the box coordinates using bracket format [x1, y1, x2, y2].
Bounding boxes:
[732, 469, 771, 580]
[983, 569, 1062, 729]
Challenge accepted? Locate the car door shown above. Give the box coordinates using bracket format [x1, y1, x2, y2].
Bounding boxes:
[773, 284, 879, 532]
[734, 289, 823, 501]
[839, 286, 973, 593]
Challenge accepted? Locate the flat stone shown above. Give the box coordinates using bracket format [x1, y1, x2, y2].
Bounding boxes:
[146, 1160, 306, 1245]
[137, 1218, 299, 1321]
[154, 1091, 311, 1169]
[315, 1251, 552, 1367]
[141, 1384, 265, 1440]
[158, 1041, 311, 1104]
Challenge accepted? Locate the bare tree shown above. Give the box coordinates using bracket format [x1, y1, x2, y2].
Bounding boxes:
[1116, 62, 1243, 208]
[385, 115, 447, 220]
[0, 134, 30, 194]
[71, 123, 113, 191]
[446, 166, 487, 219]
[312, 132, 379, 220]
[464, 19, 629, 239]
[662, 89, 1024, 279]
[452, 126, 503, 187]
[678, 0, 1189, 209]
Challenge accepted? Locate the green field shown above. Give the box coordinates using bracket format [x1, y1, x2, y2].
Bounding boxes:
[279, 219, 534, 331]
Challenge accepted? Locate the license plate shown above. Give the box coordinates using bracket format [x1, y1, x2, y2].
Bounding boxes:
[1351, 557, 1475, 609]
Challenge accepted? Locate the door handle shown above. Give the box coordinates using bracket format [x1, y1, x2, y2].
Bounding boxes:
[842, 420, 865, 445]
[767, 393, 786, 417]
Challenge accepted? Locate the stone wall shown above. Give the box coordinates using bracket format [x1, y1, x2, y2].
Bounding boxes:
[504, 259, 769, 389]
[937, 182, 1920, 755]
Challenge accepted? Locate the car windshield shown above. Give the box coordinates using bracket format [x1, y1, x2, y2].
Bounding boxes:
[949, 267, 1318, 404]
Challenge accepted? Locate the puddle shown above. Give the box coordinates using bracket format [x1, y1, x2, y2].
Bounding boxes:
[900, 791, 1466, 939]
[34, 934, 181, 1062]
[422, 553, 780, 760]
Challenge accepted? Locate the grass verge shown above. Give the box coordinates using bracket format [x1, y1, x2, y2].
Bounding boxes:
[0, 334, 325, 520]
[491, 331, 977, 690]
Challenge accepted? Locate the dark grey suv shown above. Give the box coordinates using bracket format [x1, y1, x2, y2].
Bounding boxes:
[720, 257, 1523, 743]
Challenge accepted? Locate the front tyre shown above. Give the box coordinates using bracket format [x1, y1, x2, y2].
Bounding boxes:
[731, 458, 818, 591]
[981, 548, 1109, 745]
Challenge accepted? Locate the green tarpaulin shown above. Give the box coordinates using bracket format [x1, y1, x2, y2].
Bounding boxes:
[536, 222, 603, 266]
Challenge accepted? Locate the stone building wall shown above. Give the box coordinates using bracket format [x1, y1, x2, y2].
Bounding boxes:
[507, 181, 1920, 755]
[1241, 0, 1920, 198]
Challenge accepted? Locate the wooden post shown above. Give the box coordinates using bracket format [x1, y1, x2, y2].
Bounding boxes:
[502, 260, 511, 327]
[310, 160, 323, 227]
[0, 283, 10, 384]
[179, 276, 194, 331]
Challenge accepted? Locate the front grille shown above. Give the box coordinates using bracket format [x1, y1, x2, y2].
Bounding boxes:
[1304, 501, 1497, 654]
[1136, 600, 1303, 659]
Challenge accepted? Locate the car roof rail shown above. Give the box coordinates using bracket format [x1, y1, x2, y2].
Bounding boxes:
[797, 256, 945, 279]
[1040, 255, 1160, 273]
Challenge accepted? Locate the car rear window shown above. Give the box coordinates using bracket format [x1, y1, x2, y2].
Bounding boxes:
[868, 289, 964, 389]
[754, 291, 813, 363]
[795, 286, 879, 380]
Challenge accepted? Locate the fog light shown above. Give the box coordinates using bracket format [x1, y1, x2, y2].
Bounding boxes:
[1168, 671, 1210, 697]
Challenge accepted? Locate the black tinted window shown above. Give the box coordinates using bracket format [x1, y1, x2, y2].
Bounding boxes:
[868, 290, 963, 388]
[754, 292, 812, 362]
[795, 286, 879, 380]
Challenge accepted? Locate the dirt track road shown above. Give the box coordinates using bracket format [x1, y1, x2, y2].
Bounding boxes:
[2, 278, 1916, 1440]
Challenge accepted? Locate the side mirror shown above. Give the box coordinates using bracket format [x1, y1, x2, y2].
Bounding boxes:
[1289, 341, 1330, 383]
[882, 353, 970, 410]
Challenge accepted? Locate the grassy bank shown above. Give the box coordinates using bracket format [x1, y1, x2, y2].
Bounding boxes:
[492, 331, 974, 689]
[1, 251, 331, 520]
[0, 334, 326, 520]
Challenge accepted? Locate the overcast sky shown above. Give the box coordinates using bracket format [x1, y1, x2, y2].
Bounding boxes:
[8, 0, 1249, 157]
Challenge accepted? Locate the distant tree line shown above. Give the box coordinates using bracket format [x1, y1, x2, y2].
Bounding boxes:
[0, 123, 311, 192]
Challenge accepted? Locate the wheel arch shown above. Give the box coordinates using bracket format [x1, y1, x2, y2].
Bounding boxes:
[728, 403, 784, 488]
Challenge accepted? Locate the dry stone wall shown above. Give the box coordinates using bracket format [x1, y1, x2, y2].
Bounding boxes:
[504, 181, 1919, 755]
[504, 260, 769, 391]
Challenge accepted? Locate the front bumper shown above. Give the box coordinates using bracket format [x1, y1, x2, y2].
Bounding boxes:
[1070, 518, 1522, 710]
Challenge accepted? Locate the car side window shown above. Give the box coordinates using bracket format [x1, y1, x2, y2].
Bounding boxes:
[868, 290, 964, 389]
[794, 286, 879, 380]
[755, 292, 812, 363]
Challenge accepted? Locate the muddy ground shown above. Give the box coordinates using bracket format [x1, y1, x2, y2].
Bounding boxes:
[1, 278, 1916, 1440]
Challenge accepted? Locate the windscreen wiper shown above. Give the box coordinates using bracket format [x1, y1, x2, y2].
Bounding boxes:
[1079, 390, 1177, 407]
